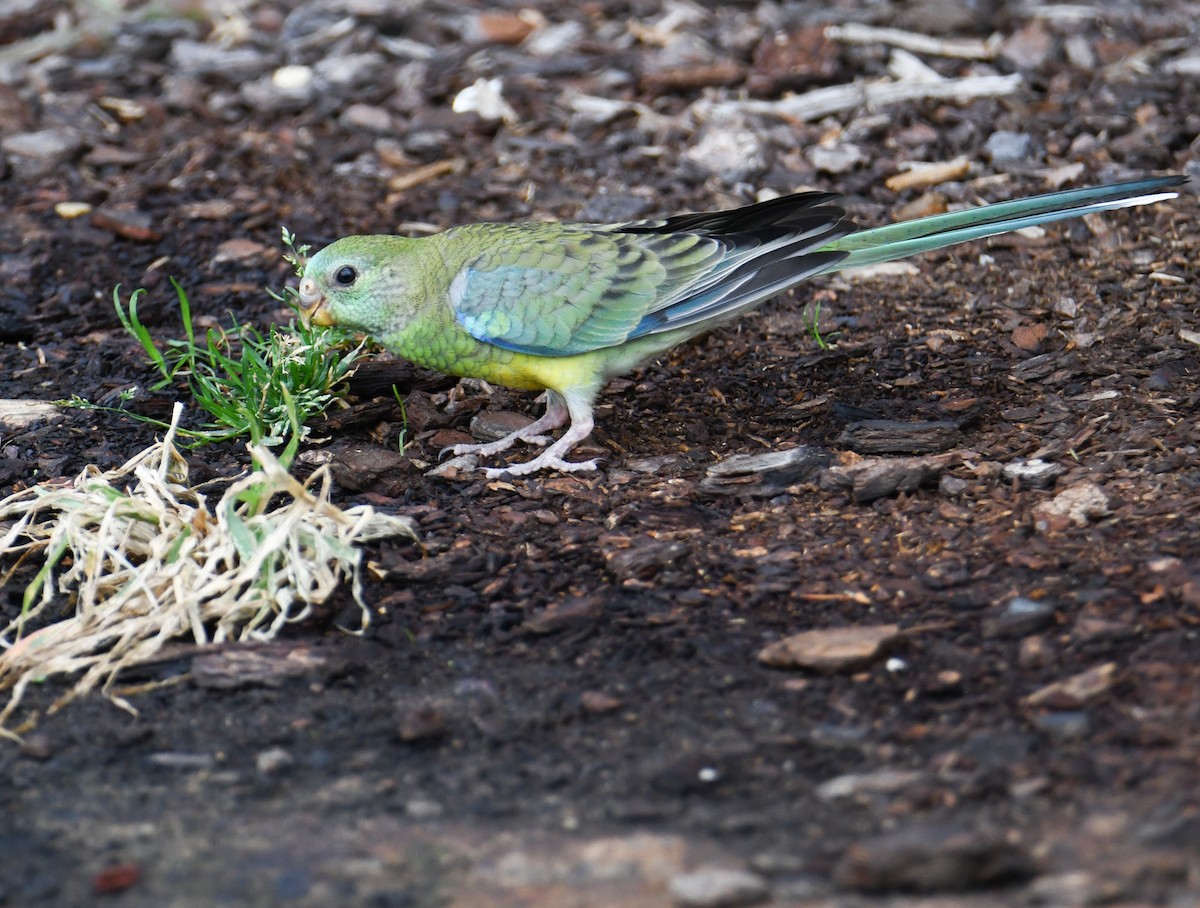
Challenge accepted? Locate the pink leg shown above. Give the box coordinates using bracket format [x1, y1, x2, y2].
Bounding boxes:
[448, 392, 570, 458]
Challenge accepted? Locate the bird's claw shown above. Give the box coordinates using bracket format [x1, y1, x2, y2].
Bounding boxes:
[483, 456, 601, 480]
[443, 434, 553, 461]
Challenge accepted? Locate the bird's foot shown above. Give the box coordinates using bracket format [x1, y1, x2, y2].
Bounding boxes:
[440, 397, 570, 460]
[442, 433, 551, 460]
[484, 454, 601, 479]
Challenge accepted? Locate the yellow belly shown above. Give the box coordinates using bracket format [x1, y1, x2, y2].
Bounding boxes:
[469, 349, 603, 394]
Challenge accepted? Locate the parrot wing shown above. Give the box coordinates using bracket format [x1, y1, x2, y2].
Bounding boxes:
[447, 195, 855, 357]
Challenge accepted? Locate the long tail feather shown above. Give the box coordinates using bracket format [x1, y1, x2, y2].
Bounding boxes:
[822, 176, 1185, 271]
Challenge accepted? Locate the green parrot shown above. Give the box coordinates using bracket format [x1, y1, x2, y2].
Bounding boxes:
[299, 175, 1184, 477]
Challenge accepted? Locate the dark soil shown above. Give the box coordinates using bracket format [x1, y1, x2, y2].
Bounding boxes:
[2, 2, 1199, 906]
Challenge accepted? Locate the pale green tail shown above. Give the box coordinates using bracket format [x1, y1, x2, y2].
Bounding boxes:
[820, 176, 1184, 271]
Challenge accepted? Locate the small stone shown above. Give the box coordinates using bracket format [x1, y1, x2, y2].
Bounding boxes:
[405, 798, 445, 819]
[816, 768, 926, 801]
[1064, 35, 1096, 68]
[331, 443, 410, 493]
[2, 127, 84, 178]
[580, 690, 622, 714]
[1002, 458, 1065, 490]
[1053, 296, 1078, 319]
[668, 867, 769, 908]
[395, 704, 448, 743]
[835, 825, 1036, 892]
[315, 53, 387, 91]
[55, 201, 92, 219]
[242, 66, 316, 111]
[686, 114, 768, 181]
[983, 596, 1056, 639]
[452, 77, 518, 124]
[998, 21, 1055, 69]
[19, 732, 54, 760]
[1011, 322, 1049, 352]
[92, 863, 141, 895]
[1030, 711, 1091, 742]
[748, 26, 839, 95]
[807, 141, 866, 175]
[759, 624, 900, 673]
[939, 474, 968, 496]
[1032, 481, 1110, 532]
[339, 103, 394, 133]
[212, 238, 272, 264]
[425, 454, 478, 480]
[524, 20, 585, 57]
[469, 410, 537, 442]
[170, 39, 270, 80]
[984, 130, 1034, 165]
[1017, 635, 1053, 670]
[255, 747, 293, 775]
[471, 10, 537, 45]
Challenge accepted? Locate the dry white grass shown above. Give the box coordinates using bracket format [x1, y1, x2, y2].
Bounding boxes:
[0, 404, 415, 736]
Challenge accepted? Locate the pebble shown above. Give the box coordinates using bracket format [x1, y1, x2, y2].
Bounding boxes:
[2, 127, 84, 178]
[835, 824, 1036, 892]
[984, 130, 1034, 164]
[405, 798, 445, 819]
[395, 703, 448, 743]
[939, 474, 968, 496]
[668, 867, 768, 908]
[340, 102, 394, 133]
[685, 113, 768, 181]
[758, 624, 900, 673]
[983, 596, 1056, 639]
[998, 21, 1055, 69]
[315, 52, 387, 91]
[169, 39, 271, 80]
[525, 21, 586, 57]
[807, 140, 866, 174]
[1030, 710, 1091, 742]
[255, 747, 293, 775]
[424, 453, 478, 480]
[242, 66, 316, 111]
[816, 768, 925, 801]
[1032, 481, 1111, 532]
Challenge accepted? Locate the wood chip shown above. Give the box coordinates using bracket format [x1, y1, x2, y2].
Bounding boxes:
[820, 452, 959, 503]
[826, 23, 996, 60]
[0, 399, 61, 430]
[706, 72, 1021, 123]
[700, 446, 830, 496]
[885, 156, 971, 192]
[90, 204, 161, 242]
[388, 157, 465, 193]
[1026, 662, 1117, 709]
[837, 419, 963, 455]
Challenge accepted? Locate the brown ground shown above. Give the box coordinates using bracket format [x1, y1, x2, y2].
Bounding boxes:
[2, 2, 1199, 906]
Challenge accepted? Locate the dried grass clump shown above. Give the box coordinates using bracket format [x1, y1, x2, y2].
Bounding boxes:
[0, 405, 415, 735]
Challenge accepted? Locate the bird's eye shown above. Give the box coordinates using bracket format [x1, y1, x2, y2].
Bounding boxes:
[334, 265, 358, 286]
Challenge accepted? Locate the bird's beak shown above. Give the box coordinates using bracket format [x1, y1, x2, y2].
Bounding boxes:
[298, 276, 333, 327]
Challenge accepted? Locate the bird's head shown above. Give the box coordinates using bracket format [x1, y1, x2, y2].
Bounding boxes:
[297, 236, 407, 336]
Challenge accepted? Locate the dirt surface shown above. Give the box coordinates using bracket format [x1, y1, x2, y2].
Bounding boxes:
[2, 2, 1199, 906]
